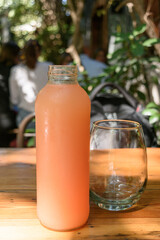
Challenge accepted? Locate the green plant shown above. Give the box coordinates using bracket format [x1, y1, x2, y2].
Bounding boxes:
[142, 102, 160, 145]
[24, 124, 35, 147]
[79, 24, 160, 102]
[1, 0, 73, 64]
[106, 24, 160, 103]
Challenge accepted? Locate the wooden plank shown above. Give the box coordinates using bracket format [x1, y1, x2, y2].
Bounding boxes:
[0, 218, 160, 240]
[0, 191, 160, 220]
[0, 148, 159, 239]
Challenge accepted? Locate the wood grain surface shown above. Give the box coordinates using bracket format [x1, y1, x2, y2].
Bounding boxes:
[0, 148, 160, 240]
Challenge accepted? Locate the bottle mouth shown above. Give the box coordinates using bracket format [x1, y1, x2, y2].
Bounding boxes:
[48, 65, 78, 76]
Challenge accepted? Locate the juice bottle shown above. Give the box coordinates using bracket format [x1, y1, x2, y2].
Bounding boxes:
[35, 65, 91, 231]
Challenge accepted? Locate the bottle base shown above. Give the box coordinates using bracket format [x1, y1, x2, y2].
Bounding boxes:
[39, 218, 88, 232]
[37, 208, 89, 232]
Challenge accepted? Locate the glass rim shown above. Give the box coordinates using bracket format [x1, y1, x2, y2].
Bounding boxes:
[93, 119, 141, 130]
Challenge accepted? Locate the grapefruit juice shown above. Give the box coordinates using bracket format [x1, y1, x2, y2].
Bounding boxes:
[35, 66, 90, 231]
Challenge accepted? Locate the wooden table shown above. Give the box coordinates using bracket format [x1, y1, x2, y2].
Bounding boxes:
[0, 148, 160, 240]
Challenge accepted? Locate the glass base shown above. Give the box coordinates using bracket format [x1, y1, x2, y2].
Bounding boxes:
[95, 201, 135, 211]
[90, 190, 142, 211]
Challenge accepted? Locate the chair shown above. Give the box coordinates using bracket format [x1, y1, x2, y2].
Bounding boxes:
[16, 113, 35, 147]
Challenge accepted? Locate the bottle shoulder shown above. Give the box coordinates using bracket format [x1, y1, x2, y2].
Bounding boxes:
[36, 83, 90, 106]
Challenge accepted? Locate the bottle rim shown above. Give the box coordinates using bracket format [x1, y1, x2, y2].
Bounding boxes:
[48, 65, 78, 76]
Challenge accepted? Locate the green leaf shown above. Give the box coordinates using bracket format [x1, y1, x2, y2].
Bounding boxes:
[131, 42, 144, 57]
[122, 66, 127, 72]
[151, 76, 159, 84]
[115, 37, 124, 44]
[107, 53, 112, 59]
[150, 64, 157, 70]
[115, 66, 121, 73]
[107, 48, 125, 60]
[104, 65, 117, 74]
[146, 102, 160, 109]
[115, 33, 130, 43]
[143, 38, 160, 47]
[148, 57, 160, 62]
[142, 108, 159, 116]
[149, 113, 160, 124]
[27, 137, 35, 147]
[127, 58, 138, 66]
[133, 24, 147, 37]
[137, 91, 146, 101]
[128, 34, 134, 40]
[25, 128, 35, 133]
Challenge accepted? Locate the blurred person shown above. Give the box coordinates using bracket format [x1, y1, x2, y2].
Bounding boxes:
[93, 48, 106, 63]
[59, 52, 73, 65]
[79, 44, 107, 78]
[9, 39, 52, 127]
[0, 42, 20, 146]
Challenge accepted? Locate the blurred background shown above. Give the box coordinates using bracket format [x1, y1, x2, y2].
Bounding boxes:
[1, 0, 160, 97]
[0, 0, 160, 146]
[0, 1, 159, 63]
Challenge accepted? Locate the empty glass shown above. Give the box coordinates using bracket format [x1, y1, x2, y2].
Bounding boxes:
[90, 120, 147, 211]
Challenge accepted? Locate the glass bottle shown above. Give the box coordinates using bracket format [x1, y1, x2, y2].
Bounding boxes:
[35, 65, 91, 231]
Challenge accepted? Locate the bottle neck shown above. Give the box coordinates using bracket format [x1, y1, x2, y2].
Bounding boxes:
[48, 65, 78, 84]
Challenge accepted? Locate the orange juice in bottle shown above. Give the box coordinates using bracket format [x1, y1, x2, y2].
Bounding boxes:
[35, 65, 91, 231]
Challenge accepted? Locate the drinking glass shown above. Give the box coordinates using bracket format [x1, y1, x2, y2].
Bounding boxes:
[90, 119, 147, 211]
